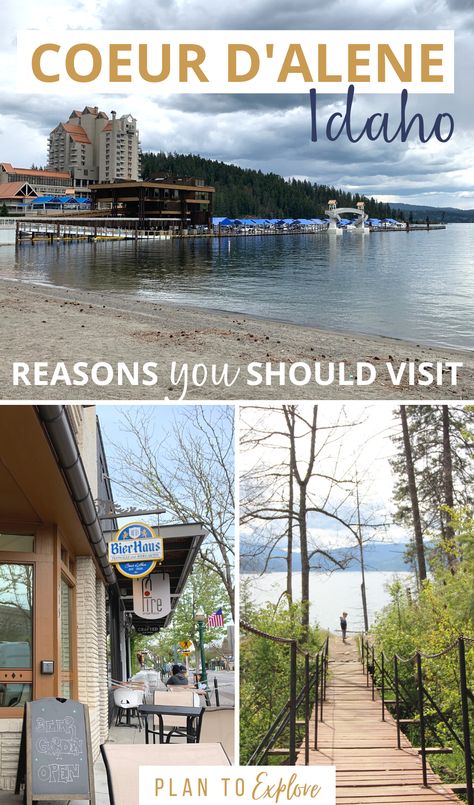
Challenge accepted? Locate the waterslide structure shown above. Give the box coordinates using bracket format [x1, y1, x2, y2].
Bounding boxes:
[325, 199, 369, 234]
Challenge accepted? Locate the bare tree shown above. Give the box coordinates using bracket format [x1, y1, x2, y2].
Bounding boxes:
[240, 404, 363, 637]
[108, 406, 235, 617]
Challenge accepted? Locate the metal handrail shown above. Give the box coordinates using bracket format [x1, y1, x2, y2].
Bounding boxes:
[360, 634, 473, 805]
[241, 621, 329, 766]
[240, 620, 300, 645]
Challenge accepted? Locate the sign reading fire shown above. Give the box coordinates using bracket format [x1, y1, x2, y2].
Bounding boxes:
[132, 572, 171, 619]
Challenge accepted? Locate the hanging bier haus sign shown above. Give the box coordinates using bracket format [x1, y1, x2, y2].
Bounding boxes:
[108, 522, 164, 579]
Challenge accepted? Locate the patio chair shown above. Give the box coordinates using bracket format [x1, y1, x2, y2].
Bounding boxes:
[198, 706, 235, 763]
[152, 689, 199, 742]
[113, 686, 143, 729]
[168, 679, 211, 705]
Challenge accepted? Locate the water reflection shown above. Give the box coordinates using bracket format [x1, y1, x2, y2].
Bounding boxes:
[1, 225, 473, 348]
[0, 563, 32, 707]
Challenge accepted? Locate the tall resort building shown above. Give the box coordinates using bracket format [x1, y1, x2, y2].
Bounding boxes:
[48, 106, 140, 190]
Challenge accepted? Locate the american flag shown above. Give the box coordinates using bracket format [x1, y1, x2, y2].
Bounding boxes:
[207, 608, 224, 627]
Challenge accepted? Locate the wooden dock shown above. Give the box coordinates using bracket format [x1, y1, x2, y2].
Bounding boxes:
[297, 637, 461, 804]
[12, 217, 446, 245]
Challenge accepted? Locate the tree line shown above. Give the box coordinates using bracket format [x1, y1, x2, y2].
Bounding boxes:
[390, 405, 474, 583]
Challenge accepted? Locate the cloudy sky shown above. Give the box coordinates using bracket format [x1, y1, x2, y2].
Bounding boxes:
[240, 402, 407, 553]
[1, 0, 473, 208]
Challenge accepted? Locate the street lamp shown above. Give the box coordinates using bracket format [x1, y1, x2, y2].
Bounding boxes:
[194, 610, 208, 686]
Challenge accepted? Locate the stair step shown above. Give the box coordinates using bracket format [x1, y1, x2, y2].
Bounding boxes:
[266, 749, 290, 756]
[399, 718, 420, 724]
[295, 720, 306, 726]
[450, 784, 474, 793]
[415, 747, 453, 754]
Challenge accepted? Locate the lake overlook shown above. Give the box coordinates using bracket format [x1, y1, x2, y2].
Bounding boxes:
[242, 570, 413, 633]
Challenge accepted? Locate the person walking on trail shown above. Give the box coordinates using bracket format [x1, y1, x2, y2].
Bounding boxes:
[340, 612, 348, 642]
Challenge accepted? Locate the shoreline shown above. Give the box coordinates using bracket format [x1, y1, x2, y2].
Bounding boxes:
[0, 278, 473, 400]
[6, 274, 473, 354]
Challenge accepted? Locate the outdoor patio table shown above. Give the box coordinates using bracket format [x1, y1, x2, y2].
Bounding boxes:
[138, 703, 204, 744]
[101, 742, 230, 805]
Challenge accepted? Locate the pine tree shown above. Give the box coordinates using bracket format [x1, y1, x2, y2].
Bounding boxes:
[390, 405, 474, 572]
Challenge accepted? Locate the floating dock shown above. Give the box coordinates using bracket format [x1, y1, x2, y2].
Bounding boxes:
[8, 217, 446, 245]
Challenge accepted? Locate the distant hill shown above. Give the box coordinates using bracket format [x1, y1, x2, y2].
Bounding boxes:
[141, 151, 397, 219]
[393, 203, 474, 223]
[141, 151, 473, 222]
[241, 541, 413, 574]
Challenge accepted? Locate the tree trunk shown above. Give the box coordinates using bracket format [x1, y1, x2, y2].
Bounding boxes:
[355, 472, 369, 633]
[441, 405, 456, 569]
[283, 404, 317, 640]
[400, 406, 427, 582]
[298, 484, 310, 638]
[287, 463, 293, 603]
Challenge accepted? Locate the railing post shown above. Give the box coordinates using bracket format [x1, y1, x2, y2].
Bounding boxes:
[289, 640, 297, 765]
[366, 642, 370, 688]
[416, 652, 428, 787]
[314, 655, 319, 750]
[214, 677, 220, 707]
[458, 637, 473, 805]
[371, 645, 375, 701]
[394, 655, 401, 750]
[320, 649, 324, 722]
[324, 638, 329, 700]
[304, 652, 310, 766]
[381, 652, 385, 721]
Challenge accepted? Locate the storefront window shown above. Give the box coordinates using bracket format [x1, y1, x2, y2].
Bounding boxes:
[0, 684, 31, 708]
[0, 563, 33, 708]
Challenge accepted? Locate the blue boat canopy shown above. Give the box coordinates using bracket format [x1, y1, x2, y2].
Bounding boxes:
[212, 215, 330, 227]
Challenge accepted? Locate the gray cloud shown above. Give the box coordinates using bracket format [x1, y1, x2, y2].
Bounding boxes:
[96, 0, 441, 32]
[1, 0, 472, 208]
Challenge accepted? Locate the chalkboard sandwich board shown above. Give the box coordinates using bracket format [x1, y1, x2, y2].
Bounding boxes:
[16, 698, 96, 805]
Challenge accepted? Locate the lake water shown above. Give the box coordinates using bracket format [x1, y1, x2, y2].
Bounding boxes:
[1, 223, 473, 349]
[241, 570, 413, 633]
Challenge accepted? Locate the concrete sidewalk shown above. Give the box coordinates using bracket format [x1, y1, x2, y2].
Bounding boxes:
[0, 720, 150, 805]
[0, 753, 110, 804]
[0, 674, 235, 804]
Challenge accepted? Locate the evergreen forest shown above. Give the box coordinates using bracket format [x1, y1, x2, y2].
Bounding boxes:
[141, 151, 398, 220]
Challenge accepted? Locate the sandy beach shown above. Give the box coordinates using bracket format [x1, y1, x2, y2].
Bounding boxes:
[0, 279, 472, 400]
